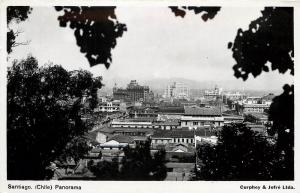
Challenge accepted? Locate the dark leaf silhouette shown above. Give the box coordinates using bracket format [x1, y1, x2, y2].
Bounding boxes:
[230, 7, 293, 80]
[7, 6, 32, 53]
[55, 6, 127, 68]
[169, 6, 221, 21]
[268, 84, 294, 179]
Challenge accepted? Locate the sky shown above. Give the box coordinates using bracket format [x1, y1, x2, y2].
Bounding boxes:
[8, 6, 293, 91]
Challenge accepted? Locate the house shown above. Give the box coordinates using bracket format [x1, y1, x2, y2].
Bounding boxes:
[99, 135, 134, 150]
[180, 106, 224, 127]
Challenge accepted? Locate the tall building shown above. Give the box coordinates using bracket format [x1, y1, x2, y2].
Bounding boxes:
[164, 82, 190, 99]
[127, 80, 150, 102]
[113, 80, 151, 102]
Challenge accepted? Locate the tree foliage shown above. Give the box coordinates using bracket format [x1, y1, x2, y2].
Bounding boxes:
[169, 6, 221, 21]
[229, 7, 293, 80]
[228, 7, 294, 179]
[243, 113, 259, 123]
[89, 160, 120, 180]
[192, 123, 280, 180]
[89, 140, 167, 180]
[7, 56, 102, 180]
[55, 6, 127, 68]
[268, 84, 294, 179]
[7, 6, 32, 53]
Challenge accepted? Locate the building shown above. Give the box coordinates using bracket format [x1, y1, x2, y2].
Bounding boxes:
[223, 91, 247, 104]
[111, 119, 154, 128]
[236, 96, 272, 114]
[223, 114, 244, 125]
[180, 106, 224, 127]
[151, 129, 216, 146]
[204, 85, 222, 100]
[99, 135, 135, 150]
[157, 106, 185, 120]
[164, 82, 190, 99]
[110, 118, 180, 130]
[127, 106, 158, 119]
[94, 101, 124, 113]
[113, 80, 152, 102]
[112, 86, 130, 102]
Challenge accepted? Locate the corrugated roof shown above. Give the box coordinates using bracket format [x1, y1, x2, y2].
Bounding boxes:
[108, 135, 134, 143]
[152, 129, 216, 138]
[158, 106, 185, 113]
[153, 121, 180, 126]
[184, 106, 221, 116]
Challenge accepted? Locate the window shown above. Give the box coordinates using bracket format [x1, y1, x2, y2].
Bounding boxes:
[182, 138, 184, 142]
[193, 122, 198, 126]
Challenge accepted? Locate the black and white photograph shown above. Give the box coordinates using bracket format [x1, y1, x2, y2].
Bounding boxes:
[0, 1, 298, 193]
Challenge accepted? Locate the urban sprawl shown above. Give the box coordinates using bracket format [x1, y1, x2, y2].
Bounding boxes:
[53, 80, 275, 181]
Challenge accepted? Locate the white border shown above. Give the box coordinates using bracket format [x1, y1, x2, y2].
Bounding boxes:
[0, 1, 299, 193]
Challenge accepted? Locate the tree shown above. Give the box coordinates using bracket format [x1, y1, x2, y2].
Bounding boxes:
[55, 6, 127, 68]
[68, 69, 103, 110]
[268, 84, 294, 179]
[192, 123, 278, 180]
[228, 7, 294, 179]
[169, 6, 221, 21]
[7, 6, 32, 54]
[7, 56, 102, 180]
[243, 114, 259, 123]
[89, 140, 167, 180]
[89, 160, 120, 180]
[120, 140, 167, 181]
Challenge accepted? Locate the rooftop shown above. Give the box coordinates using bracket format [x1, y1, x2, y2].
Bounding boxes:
[108, 135, 134, 143]
[184, 106, 221, 116]
[158, 106, 185, 114]
[152, 129, 217, 138]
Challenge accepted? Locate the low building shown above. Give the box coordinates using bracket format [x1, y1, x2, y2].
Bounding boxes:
[111, 118, 154, 128]
[157, 106, 185, 120]
[223, 114, 244, 125]
[99, 135, 135, 150]
[180, 106, 224, 127]
[127, 106, 158, 119]
[239, 103, 270, 114]
[151, 129, 217, 147]
[94, 101, 123, 113]
[153, 121, 180, 130]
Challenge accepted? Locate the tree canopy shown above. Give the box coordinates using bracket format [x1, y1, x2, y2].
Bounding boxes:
[169, 6, 221, 21]
[7, 6, 32, 53]
[192, 123, 280, 180]
[89, 140, 167, 180]
[229, 7, 294, 180]
[229, 7, 293, 80]
[7, 56, 102, 180]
